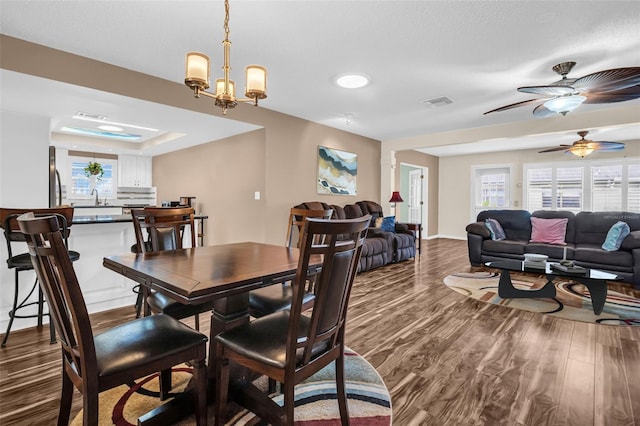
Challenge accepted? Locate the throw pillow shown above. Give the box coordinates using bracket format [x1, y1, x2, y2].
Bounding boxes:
[374, 217, 384, 228]
[530, 217, 568, 245]
[380, 216, 396, 232]
[602, 221, 631, 251]
[484, 218, 506, 241]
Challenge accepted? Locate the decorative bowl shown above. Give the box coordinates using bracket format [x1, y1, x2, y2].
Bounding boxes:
[524, 253, 548, 263]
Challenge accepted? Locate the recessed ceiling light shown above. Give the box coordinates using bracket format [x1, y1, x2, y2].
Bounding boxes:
[98, 125, 124, 132]
[335, 73, 370, 89]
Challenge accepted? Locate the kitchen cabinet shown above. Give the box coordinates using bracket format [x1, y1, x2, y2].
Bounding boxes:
[118, 155, 152, 187]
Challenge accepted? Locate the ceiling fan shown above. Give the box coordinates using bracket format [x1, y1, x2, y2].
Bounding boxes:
[485, 62, 640, 117]
[538, 130, 625, 158]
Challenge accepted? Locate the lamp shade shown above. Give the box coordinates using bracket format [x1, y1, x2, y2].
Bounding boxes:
[389, 191, 404, 203]
[184, 52, 210, 90]
[544, 95, 586, 114]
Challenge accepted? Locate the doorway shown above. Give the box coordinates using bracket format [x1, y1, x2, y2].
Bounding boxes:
[400, 163, 428, 234]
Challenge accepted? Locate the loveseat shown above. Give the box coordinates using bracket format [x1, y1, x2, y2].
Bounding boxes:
[295, 200, 416, 272]
[466, 210, 640, 288]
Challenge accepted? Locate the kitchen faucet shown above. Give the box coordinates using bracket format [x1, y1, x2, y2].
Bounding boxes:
[90, 188, 101, 206]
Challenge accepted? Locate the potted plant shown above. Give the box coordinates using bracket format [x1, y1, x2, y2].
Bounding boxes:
[84, 161, 104, 180]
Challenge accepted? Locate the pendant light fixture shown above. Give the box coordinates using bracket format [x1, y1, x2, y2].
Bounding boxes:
[184, 0, 267, 115]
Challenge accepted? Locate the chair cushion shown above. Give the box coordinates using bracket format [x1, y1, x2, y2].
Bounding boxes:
[215, 311, 328, 370]
[249, 284, 315, 318]
[147, 292, 214, 320]
[94, 314, 207, 377]
[7, 250, 79, 269]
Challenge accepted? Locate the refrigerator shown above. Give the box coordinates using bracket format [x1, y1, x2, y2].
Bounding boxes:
[49, 146, 63, 207]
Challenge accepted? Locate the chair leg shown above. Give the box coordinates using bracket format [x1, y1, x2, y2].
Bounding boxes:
[214, 352, 230, 426]
[57, 369, 73, 426]
[283, 380, 296, 426]
[134, 285, 143, 318]
[159, 369, 172, 400]
[83, 390, 99, 426]
[1, 270, 21, 347]
[194, 313, 200, 331]
[336, 354, 350, 425]
[268, 377, 278, 394]
[192, 357, 208, 426]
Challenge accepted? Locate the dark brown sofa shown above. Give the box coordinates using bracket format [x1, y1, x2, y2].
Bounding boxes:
[466, 209, 640, 288]
[295, 200, 416, 272]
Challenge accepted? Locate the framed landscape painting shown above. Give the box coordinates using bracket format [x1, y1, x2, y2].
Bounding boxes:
[317, 146, 357, 195]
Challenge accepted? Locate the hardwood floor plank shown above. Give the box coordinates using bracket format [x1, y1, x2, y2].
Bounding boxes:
[1, 238, 639, 425]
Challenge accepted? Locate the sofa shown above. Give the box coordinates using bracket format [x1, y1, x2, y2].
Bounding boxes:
[466, 209, 640, 288]
[295, 200, 416, 272]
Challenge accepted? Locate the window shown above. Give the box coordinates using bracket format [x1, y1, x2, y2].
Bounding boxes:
[472, 166, 511, 219]
[524, 158, 639, 213]
[69, 156, 118, 199]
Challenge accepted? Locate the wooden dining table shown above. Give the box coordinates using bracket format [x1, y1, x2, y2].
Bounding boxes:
[103, 241, 321, 425]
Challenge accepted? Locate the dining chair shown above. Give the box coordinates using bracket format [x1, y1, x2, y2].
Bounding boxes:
[131, 207, 214, 330]
[17, 212, 208, 426]
[214, 215, 370, 426]
[0, 207, 80, 347]
[247, 207, 334, 318]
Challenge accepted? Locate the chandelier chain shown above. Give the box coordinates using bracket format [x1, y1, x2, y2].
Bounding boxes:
[223, 0, 230, 42]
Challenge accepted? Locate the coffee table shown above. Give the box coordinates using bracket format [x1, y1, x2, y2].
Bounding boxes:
[486, 259, 620, 315]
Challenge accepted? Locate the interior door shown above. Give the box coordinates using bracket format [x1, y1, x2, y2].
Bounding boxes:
[408, 169, 422, 223]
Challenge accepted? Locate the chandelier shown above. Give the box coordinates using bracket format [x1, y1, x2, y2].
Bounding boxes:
[184, 0, 267, 115]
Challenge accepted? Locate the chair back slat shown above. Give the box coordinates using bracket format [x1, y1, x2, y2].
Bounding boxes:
[285, 208, 334, 248]
[286, 215, 369, 367]
[131, 207, 196, 253]
[17, 213, 96, 385]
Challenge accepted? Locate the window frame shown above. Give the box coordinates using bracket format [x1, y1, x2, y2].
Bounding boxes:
[471, 164, 512, 221]
[67, 155, 119, 200]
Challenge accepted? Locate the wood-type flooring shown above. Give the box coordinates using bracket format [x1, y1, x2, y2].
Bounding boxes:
[1, 238, 639, 425]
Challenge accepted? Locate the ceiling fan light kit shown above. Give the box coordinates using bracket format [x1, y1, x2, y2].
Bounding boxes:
[539, 130, 625, 158]
[484, 62, 640, 117]
[543, 94, 586, 115]
[184, 0, 267, 115]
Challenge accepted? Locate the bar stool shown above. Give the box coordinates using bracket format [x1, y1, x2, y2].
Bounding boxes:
[0, 207, 80, 347]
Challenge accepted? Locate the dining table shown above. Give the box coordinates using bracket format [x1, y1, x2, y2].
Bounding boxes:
[103, 241, 321, 425]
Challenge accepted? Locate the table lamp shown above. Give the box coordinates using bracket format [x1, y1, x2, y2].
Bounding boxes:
[389, 191, 404, 216]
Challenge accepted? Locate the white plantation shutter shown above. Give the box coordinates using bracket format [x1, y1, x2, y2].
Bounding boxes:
[523, 158, 639, 213]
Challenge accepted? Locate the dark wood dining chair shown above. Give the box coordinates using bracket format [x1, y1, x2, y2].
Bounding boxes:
[248, 207, 334, 318]
[215, 215, 370, 426]
[0, 207, 80, 347]
[131, 207, 214, 330]
[17, 212, 208, 426]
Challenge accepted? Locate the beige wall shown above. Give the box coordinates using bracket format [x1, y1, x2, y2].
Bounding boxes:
[394, 150, 439, 236]
[1, 35, 381, 245]
[438, 141, 640, 239]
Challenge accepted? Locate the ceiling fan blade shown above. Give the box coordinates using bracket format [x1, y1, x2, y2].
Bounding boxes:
[584, 86, 640, 103]
[484, 98, 545, 114]
[573, 67, 640, 93]
[539, 145, 572, 153]
[518, 85, 574, 96]
[532, 103, 556, 118]
[590, 141, 626, 151]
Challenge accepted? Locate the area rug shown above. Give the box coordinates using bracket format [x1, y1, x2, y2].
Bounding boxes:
[445, 272, 640, 326]
[70, 348, 391, 425]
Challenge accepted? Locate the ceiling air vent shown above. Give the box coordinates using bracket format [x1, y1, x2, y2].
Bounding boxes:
[420, 96, 453, 108]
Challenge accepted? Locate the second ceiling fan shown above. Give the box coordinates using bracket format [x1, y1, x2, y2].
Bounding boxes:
[538, 130, 625, 158]
[485, 62, 640, 117]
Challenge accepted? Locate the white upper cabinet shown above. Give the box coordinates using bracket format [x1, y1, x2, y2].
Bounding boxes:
[118, 155, 152, 187]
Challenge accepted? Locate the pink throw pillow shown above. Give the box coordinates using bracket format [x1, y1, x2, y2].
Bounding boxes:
[530, 217, 568, 245]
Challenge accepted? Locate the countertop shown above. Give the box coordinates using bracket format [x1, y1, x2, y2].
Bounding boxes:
[72, 214, 209, 225]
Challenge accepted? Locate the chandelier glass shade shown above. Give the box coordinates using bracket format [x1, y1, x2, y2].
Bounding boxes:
[184, 0, 267, 115]
[569, 144, 595, 158]
[543, 94, 586, 115]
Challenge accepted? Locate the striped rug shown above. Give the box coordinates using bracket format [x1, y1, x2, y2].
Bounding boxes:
[71, 348, 391, 425]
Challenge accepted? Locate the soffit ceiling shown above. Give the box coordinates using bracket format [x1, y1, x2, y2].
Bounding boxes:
[1, 0, 639, 156]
